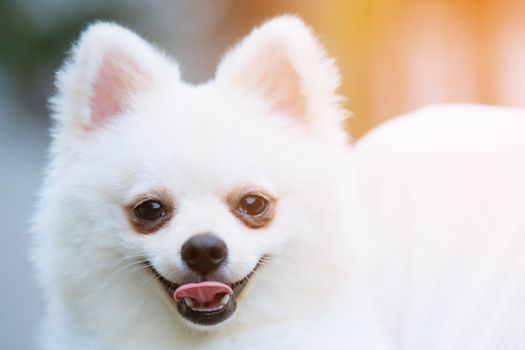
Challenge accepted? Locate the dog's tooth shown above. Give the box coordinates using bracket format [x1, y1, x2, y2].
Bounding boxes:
[220, 294, 231, 305]
[184, 297, 195, 308]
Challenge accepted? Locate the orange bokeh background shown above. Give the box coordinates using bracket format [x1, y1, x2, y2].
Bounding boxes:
[231, 0, 525, 138]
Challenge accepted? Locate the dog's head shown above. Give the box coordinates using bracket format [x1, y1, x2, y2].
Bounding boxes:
[35, 16, 353, 343]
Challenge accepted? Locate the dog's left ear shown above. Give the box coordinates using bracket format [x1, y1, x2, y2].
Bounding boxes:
[216, 16, 347, 135]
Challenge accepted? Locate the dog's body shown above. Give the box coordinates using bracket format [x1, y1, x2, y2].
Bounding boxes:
[32, 15, 525, 350]
[349, 104, 525, 349]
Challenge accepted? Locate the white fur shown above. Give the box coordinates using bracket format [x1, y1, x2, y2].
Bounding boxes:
[32, 16, 391, 349]
[35, 14, 525, 350]
[349, 104, 525, 349]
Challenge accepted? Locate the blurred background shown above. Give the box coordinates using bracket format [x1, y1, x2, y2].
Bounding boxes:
[1, 0, 525, 348]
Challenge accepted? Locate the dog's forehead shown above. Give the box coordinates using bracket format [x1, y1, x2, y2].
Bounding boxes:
[112, 91, 273, 186]
[132, 82, 295, 156]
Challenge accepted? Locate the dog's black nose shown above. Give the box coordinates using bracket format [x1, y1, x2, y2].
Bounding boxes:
[181, 233, 227, 275]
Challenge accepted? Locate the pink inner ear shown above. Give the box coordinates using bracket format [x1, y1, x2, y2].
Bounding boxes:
[90, 52, 147, 127]
[250, 46, 306, 120]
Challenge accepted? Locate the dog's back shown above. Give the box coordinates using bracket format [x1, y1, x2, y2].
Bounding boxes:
[350, 104, 525, 349]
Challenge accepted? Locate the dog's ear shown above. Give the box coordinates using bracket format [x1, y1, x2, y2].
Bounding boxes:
[216, 16, 347, 133]
[51, 22, 178, 139]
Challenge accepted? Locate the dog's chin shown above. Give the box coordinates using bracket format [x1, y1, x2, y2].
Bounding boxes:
[150, 263, 260, 327]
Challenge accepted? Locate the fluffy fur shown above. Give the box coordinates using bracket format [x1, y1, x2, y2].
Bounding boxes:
[33, 14, 525, 350]
[349, 104, 525, 349]
[32, 16, 391, 349]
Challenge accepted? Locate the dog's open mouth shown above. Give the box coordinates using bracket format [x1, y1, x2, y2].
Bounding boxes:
[151, 264, 259, 326]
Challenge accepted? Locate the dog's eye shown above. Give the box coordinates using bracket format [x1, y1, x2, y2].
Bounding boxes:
[134, 200, 166, 221]
[238, 195, 268, 216]
[228, 190, 276, 229]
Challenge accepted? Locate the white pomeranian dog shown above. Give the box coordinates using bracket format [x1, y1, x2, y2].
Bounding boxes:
[33, 13, 525, 350]
[32, 16, 393, 350]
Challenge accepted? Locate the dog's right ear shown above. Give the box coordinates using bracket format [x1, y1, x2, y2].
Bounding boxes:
[51, 22, 178, 142]
[215, 16, 348, 142]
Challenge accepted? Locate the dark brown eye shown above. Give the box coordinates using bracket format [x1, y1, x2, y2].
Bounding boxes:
[238, 195, 268, 216]
[134, 200, 166, 221]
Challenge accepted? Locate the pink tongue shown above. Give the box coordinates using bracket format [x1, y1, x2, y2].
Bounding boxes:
[174, 281, 233, 304]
